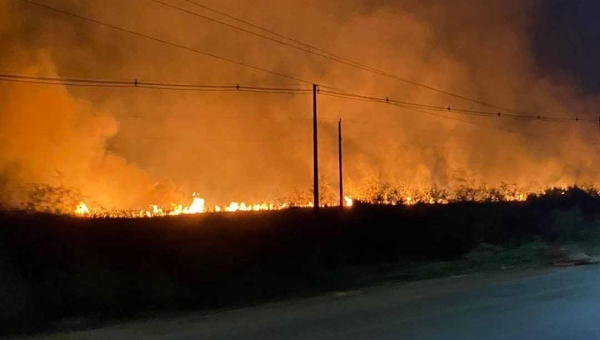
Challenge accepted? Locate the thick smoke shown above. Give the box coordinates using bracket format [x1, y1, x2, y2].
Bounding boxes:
[1, 0, 599, 210]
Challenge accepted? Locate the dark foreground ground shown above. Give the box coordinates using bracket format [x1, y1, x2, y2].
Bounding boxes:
[20, 265, 600, 340]
[1, 188, 600, 336]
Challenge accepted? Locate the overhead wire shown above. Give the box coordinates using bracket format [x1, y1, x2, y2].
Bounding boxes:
[391, 104, 555, 139]
[150, 0, 345, 62]
[2, 72, 594, 134]
[0, 73, 131, 85]
[153, 0, 598, 133]
[3, 72, 592, 124]
[318, 90, 596, 124]
[296, 0, 403, 42]
[0, 77, 133, 88]
[173, 0, 349, 62]
[320, 91, 594, 143]
[9, 0, 600, 144]
[18, 0, 314, 86]
[150, 0, 530, 113]
[390, 103, 596, 146]
[0, 73, 311, 94]
[18, 0, 594, 126]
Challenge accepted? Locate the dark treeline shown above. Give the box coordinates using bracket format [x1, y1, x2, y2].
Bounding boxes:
[1, 187, 599, 336]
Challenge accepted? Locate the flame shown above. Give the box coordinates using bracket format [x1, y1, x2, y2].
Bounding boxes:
[184, 196, 205, 214]
[74, 202, 90, 216]
[68, 183, 558, 219]
[225, 202, 241, 212]
[71, 194, 302, 218]
[152, 205, 163, 215]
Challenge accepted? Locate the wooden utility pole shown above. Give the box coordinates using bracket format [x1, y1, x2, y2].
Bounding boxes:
[313, 84, 319, 209]
[338, 119, 344, 207]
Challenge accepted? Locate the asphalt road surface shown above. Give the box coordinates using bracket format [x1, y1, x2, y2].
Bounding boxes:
[25, 265, 600, 340]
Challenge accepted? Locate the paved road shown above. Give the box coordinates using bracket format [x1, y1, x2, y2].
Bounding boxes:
[26, 265, 600, 340]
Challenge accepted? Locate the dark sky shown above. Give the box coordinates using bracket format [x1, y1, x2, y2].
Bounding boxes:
[533, 0, 600, 93]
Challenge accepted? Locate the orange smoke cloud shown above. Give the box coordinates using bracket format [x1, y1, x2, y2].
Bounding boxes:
[1, 0, 600, 212]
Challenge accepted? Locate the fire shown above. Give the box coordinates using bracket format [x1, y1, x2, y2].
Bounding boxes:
[225, 202, 241, 212]
[152, 205, 163, 215]
[183, 195, 205, 214]
[69, 184, 571, 219]
[72, 194, 299, 218]
[223, 202, 272, 212]
[74, 202, 90, 216]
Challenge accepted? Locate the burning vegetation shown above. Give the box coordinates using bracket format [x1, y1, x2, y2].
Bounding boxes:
[1, 0, 600, 218]
[2, 171, 597, 219]
[21, 182, 595, 219]
[72, 193, 345, 218]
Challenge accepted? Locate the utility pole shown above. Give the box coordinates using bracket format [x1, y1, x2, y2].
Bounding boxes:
[313, 84, 319, 209]
[338, 119, 344, 207]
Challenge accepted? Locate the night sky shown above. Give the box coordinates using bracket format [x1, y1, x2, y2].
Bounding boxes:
[534, 0, 600, 93]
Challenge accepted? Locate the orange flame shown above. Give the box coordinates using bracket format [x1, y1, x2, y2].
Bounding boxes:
[74, 202, 90, 216]
[70, 184, 545, 219]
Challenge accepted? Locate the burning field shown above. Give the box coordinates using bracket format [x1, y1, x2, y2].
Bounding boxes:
[2, 0, 600, 215]
[3, 186, 600, 337]
[72, 194, 337, 218]
[4, 0, 600, 336]
[4, 0, 600, 337]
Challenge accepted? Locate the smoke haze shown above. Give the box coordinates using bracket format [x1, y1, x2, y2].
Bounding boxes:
[1, 0, 599, 210]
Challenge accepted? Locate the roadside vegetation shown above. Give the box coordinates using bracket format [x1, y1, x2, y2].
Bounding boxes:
[1, 186, 599, 337]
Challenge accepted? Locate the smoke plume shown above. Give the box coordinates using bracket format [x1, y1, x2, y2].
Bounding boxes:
[1, 0, 599, 211]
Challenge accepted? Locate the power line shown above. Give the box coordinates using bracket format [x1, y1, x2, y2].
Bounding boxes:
[0, 77, 134, 88]
[389, 103, 596, 145]
[150, 0, 528, 113]
[3, 77, 593, 145]
[20, 0, 591, 127]
[2, 73, 592, 126]
[0, 73, 311, 94]
[0, 73, 132, 85]
[151, 0, 344, 62]
[319, 91, 593, 141]
[172, 0, 344, 61]
[319, 90, 449, 110]
[297, 0, 404, 43]
[392, 104, 558, 139]
[18, 0, 314, 86]
[319, 89, 596, 124]
[325, 97, 593, 148]
[0, 78, 546, 141]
